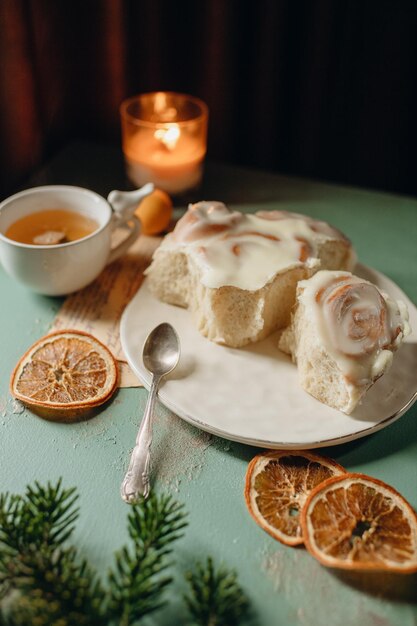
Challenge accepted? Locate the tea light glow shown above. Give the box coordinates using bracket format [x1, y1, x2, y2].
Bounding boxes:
[121, 92, 208, 195]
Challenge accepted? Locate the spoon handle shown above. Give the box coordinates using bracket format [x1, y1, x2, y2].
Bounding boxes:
[120, 374, 161, 502]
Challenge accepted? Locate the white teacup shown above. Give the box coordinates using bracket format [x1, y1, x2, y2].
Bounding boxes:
[0, 183, 154, 296]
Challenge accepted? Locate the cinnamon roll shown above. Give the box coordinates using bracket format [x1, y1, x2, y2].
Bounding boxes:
[145, 202, 356, 347]
[279, 271, 410, 413]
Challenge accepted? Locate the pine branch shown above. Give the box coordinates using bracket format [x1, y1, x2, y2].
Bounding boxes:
[184, 557, 250, 626]
[0, 480, 79, 591]
[106, 492, 188, 625]
[0, 481, 250, 626]
[0, 480, 105, 625]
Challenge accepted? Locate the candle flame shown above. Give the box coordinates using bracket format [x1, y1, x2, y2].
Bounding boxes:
[154, 124, 180, 150]
[154, 93, 177, 121]
[155, 92, 167, 112]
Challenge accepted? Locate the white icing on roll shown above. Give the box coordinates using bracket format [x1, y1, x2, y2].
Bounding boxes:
[163, 202, 354, 291]
[299, 270, 410, 387]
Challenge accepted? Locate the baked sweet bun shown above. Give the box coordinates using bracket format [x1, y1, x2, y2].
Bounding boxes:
[145, 201, 356, 347]
[279, 270, 411, 413]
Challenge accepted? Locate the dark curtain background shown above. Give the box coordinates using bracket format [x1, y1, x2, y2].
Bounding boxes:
[1, 0, 417, 198]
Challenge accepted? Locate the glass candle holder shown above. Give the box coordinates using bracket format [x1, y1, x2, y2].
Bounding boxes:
[120, 92, 208, 196]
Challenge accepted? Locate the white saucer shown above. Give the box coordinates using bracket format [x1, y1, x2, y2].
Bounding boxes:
[120, 265, 417, 449]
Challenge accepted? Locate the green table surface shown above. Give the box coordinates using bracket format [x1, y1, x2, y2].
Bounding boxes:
[1, 142, 417, 626]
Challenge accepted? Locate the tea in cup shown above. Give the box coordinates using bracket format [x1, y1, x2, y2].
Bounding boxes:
[5, 208, 99, 246]
[0, 183, 153, 295]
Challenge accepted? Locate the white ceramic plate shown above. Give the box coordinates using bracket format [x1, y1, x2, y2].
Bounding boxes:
[120, 265, 417, 449]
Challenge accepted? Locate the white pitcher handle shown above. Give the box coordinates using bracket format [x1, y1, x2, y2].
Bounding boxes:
[108, 183, 154, 227]
[106, 183, 154, 265]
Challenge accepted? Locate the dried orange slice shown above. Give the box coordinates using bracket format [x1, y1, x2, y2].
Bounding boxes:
[244, 450, 345, 546]
[301, 473, 417, 573]
[10, 330, 118, 418]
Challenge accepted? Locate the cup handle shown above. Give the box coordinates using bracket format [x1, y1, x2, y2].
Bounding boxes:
[106, 182, 154, 265]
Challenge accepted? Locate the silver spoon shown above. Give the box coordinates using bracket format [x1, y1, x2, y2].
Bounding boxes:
[121, 323, 180, 503]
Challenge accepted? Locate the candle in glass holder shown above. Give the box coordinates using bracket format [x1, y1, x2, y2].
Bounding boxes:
[120, 92, 208, 195]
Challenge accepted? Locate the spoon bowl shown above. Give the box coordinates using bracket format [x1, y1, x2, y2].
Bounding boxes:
[143, 323, 180, 377]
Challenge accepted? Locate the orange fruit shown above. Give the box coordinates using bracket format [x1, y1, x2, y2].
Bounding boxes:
[245, 450, 345, 546]
[301, 473, 417, 573]
[10, 330, 118, 419]
[135, 189, 173, 235]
